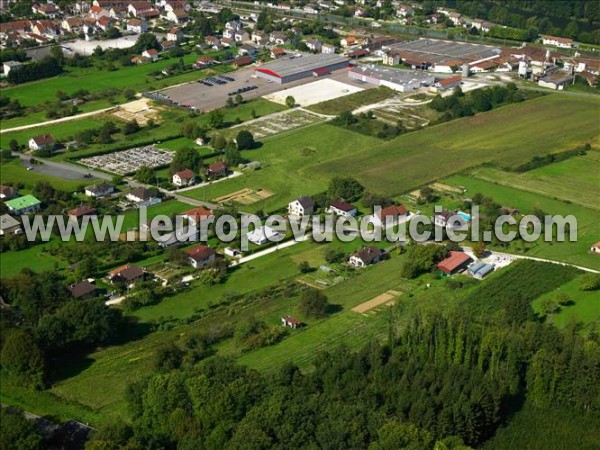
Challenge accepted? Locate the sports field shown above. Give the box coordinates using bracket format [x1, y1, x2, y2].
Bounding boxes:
[309, 95, 600, 196]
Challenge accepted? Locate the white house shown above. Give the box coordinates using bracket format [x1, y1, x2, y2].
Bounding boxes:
[328, 199, 357, 217]
[167, 27, 183, 42]
[306, 38, 322, 52]
[288, 196, 314, 218]
[85, 183, 114, 198]
[186, 245, 216, 269]
[246, 225, 281, 245]
[371, 204, 409, 228]
[433, 210, 468, 230]
[28, 134, 55, 152]
[591, 242, 600, 254]
[181, 206, 213, 226]
[172, 169, 195, 187]
[541, 35, 573, 49]
[126, 187, 161, 207]
[349, 246, 383, 268]
[142, 49, 159, 61]
[127, 18, 147, 34]
[321, 43, 336, 54]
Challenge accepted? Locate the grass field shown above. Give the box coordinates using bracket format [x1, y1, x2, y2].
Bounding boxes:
[532, 275, 600, 334]
[444, 174, 600, 270]
[0, 54, 225, 107]
[307, 87, 397, 115]
[0, 241, 65, 278]
[310, 95, 600, 196]
[0, 117, 107, 148]
[180, 123, 379, 213]
[470, 150, 600, 211]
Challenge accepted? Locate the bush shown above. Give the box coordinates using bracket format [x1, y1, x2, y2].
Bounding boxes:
[236, 130, 255, 150]
[299, 288, 329, 318]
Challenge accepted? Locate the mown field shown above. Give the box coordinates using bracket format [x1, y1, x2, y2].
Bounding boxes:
[309, 95, 600, 196]
[181, 123, 380, 213]
[470, 150, 600, 211]
[306, 86, 397, 115]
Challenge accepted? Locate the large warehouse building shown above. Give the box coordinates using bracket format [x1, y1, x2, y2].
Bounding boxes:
[348, 65, 435, 92]
[254, 53, 349, 84]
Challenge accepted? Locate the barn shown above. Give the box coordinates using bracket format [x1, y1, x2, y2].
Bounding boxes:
[254, 53, 349, 84]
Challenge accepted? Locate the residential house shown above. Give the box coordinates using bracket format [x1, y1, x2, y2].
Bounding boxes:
[321, 43, 336, 54]
[204, 35, 221, 49]
[28, 133, 55, 151]
[371, 204, 408, 228]
[5, 195, 42, 215]
[172, 169, 195, 187]
[206, 161, 228, 179]
[396, 3, 414, 17]
[109, 5, 129, 19]
[181, 206, 213, 226]
[220, 37, 233, 47]
[61, 17, 84, 33]
[167, 26, 182, 41]
[281, 316, 303, 328]
[349, 246, 383, 268]
[127, 1, 153, 17]
[108, 264, 145, 287]
[85, 182, 114, 198]
[246, 225, 281, 245]
[340, 36, 357, 47]
[3, 61, 23, 76]
[142, 48, 159, 61]
[251, 29, 267, 45]
[541, 35, 573, 49]
[67, 280, 98, 299]
[193, 56, 216, 68]
[186, 245, 216, 269]
[433, 210, 463, 229]
[126, 18, 147, 33]
[0, 214, 21, 236]
[68, 204, 97, 221]
[238, 44, 258, 56]
[270, 31, 288, 45]
[161, 40, 177, 51]
[32, 3, 60, 18]
[166, 8, 188, 24]
[288, 196, 314, 218]
[328, 199, 357, 217]
[90, 5, 110, 19]
[306, 38, 322, 52]
[96, 15, 115, 31]
[431, 75, 462, 92]
[126, 187, 161, 207]
[0, 185, 17, 200]
[270, 47, 286, 58]
[437, 251, 472, 275]
[234, 29, 250, 43]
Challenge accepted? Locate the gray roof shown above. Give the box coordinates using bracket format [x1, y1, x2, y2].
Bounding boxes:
[350, 64, 435, 85]
[0, 214, 20, 230]
[256, 53, 348, 77]
[297, 196, 314, 209]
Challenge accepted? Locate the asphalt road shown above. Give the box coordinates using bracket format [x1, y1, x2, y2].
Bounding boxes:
[12, 152, 112, 181]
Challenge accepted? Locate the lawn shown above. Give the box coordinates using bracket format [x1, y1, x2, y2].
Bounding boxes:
[470, 150, 600, 211]
[444, 174, 600, 270]
[118, 200, 191, 231]
[531, 275, 600, 334]
[0, 53, 223, 107]
[307, 87, 397, 115]
[0, 117, 107, 148]
[309, 94, 600, 196]
[180, 123, 379, 213]
[0, 241, 65, 278]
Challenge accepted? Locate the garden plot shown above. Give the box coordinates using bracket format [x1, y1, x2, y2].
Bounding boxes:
[227, 109, 323, 140]
[371, 104, 433, 129]
[352, 290, 401, 315]
[79, 144, 173, 175]
[214, 188, 273, 205]
[112, 98, 162, 125]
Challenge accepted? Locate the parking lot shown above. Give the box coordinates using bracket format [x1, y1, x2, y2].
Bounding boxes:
[157, 66, 372, 112]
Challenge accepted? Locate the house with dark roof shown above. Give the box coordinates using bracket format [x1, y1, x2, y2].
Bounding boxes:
[328, 199, 357, 217]
[206, 161, 228, 179]
[437, 251, 472, 275]
[0, 185, 17, 200]
[28, 134, 55, 152]
[108, 264, 145, 287]
[349, 246, 384, 268]
[172, 169, 195, 187]
[85, 183, 114, 198]
[67, 280, 98, 300]
[186, 245, 216, 269]
[288, 196, 314, 218]
[0, 214, 21, 236]
[126, 187, 161, 207]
